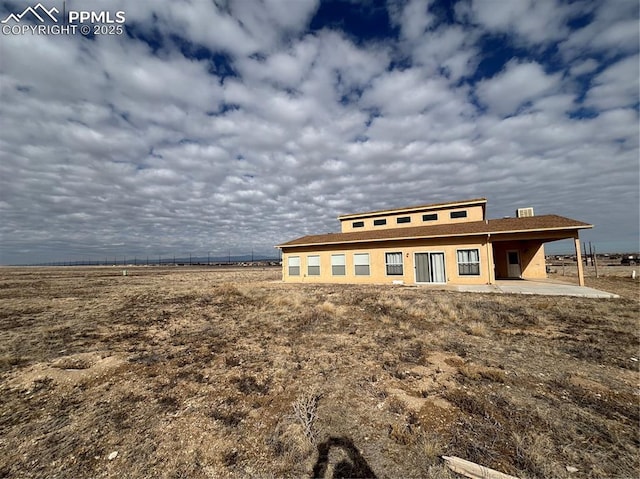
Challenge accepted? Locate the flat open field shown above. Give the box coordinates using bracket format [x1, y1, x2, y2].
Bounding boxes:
[1, 267, 638, 478]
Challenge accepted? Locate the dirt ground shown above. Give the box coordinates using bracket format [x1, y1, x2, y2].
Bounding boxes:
[0, 266, 638, 478]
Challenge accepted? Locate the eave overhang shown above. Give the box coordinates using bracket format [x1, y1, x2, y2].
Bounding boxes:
[276, 215, 593, 249]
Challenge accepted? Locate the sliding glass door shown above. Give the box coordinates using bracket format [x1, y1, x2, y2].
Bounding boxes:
[415, 252, 446, 283]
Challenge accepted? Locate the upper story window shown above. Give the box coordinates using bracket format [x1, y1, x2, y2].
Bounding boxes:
[352, 221, 364, 228]
[422, 213, 438, 221]
[396, 216, 411, 224]
[450, 210, 467, 219]
[373, 219, 387, 226]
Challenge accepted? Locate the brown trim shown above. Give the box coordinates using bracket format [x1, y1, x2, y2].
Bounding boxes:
[279, 228, 584, 248]
[277, 215, 593, 249]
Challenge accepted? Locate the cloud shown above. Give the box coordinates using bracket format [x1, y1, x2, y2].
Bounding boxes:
[411, 25, 480, 81]
[559, 0, 639, 60]
[465, 0, 574, 45]
[475, 60, 563, 117]
[389, 0, 436, 42]
[0, 0, 637, 264]
[234, 38, 318, 88]
[584, 54, 640, 110]
[569, 58, 599, 77]
[231, 0, 319, 44]
[360, 68, 450, 115]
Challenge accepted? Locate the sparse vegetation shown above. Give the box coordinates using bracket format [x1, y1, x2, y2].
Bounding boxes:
[0, 266, 637, 478]
[291, 391, 320, 445]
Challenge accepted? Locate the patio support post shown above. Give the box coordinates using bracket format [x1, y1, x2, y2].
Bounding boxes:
[486, 234, 495, 284]
[574, 235, 585, 286]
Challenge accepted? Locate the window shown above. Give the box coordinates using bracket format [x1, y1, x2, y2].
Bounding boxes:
[457, 249, 480, 275]
[397, 216, 411, 224]
[352, 221, 364, 228]
[422, 213, 438, 221]
[331, 254, 346, 276]
[307, 255, 320, 276]
[288, 256, 300, 276]
[450, 210, 467, 219]
[385, 252, 403, 275]
[354, 253, 370, 275]
[373, 218, 387, 226]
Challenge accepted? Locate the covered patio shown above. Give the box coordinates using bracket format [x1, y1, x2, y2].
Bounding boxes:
[488, 230, 589, 287]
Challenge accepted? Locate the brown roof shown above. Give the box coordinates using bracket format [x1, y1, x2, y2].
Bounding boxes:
[277, 215, 593, 248]
[338, 197, 487, 220]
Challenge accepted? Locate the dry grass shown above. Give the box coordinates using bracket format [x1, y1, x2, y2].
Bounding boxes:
[0, 266, 638, 478]
[465, 320, 488, 337]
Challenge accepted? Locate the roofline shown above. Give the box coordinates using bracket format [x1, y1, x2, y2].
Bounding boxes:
[337, 197, 488, 221]
[276, 223, 593, 249]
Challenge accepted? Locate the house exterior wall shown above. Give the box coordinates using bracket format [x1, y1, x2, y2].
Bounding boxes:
[281, 236, 493, 285]
[339, 204, 485, 233]
[492, 240, 547, 279]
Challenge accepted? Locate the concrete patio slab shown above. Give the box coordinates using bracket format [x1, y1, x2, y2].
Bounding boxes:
[454, 280, 619, 298]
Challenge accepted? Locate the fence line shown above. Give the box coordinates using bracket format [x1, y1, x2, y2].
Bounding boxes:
[14, 252, 282, 267]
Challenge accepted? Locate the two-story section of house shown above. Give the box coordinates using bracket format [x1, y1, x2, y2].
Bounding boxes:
[277, 198, 592, 286]
[338, 198, 487, 233]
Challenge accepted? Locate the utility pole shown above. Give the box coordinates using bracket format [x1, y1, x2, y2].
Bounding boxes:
[208, 251, 210, 266]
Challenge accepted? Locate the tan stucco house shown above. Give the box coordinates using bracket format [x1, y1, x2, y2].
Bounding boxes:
[277, 198, 593, 286]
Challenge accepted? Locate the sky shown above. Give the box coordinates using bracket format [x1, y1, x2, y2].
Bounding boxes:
[0, 0, 638, 265]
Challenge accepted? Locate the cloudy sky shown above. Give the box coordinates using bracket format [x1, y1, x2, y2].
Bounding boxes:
[1, 0, 638, 264]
